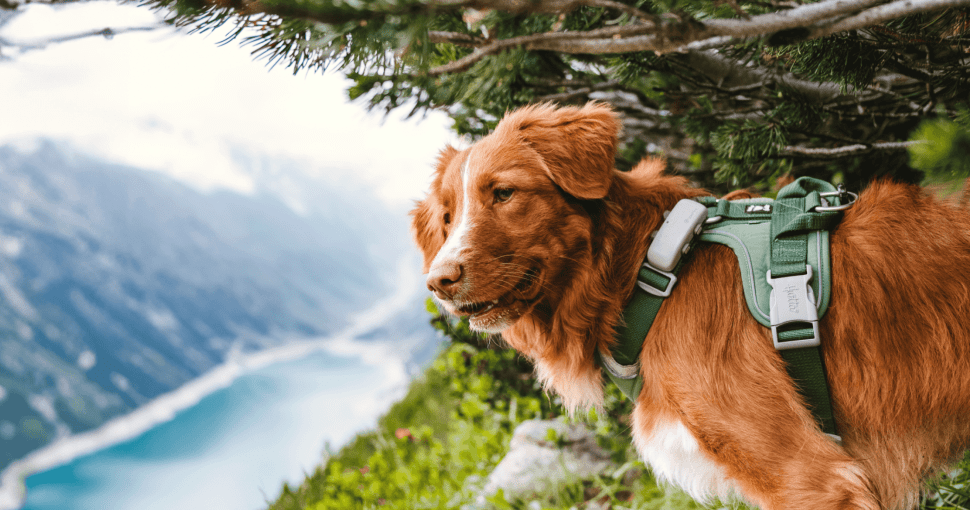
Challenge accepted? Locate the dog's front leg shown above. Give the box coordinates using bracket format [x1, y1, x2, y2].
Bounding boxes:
[631, 337, 882, 510]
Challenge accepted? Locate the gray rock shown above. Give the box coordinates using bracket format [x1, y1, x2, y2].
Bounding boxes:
[475, 419, 615, 506]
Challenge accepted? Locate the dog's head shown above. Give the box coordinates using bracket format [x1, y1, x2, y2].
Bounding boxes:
[411, 103, 621, 333]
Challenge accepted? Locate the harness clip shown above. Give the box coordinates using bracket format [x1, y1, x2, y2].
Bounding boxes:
[815, 184, 858, 212]
[637, 262, 678, 298]
[767, 265, 821, 350]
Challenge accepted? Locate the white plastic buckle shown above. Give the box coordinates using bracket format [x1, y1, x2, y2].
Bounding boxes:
[646, 199, 709, 272]
[767, 265, 821, 350]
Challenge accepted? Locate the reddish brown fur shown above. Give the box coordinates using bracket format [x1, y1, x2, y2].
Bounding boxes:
[411, 103, 970, 509]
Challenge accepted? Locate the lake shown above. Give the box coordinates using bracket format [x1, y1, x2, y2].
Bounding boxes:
[19, 348, 410, 510]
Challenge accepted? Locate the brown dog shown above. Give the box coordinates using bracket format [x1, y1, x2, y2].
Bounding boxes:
[410, 103, 970, 509]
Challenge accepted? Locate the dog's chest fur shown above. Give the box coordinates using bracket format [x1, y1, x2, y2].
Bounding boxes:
[632, 414, 739, 504]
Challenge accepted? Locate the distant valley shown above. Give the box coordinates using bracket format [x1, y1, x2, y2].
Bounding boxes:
[0, 141, 434, 471]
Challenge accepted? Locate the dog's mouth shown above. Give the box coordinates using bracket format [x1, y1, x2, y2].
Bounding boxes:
[451, 267, 541, 326]
[455, 300, 496, 316]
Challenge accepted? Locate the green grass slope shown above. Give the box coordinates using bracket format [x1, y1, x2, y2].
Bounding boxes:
[267, 302, 970, 510]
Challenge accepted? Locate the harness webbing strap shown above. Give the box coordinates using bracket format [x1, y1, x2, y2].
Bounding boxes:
[613, 266, 669, 366]
[780, 343, 838, 436]
[710, 198, 773, 220]
[602, 264, 676, 401]
[769, 179, 842, 437]
[770, 188, 839, 278]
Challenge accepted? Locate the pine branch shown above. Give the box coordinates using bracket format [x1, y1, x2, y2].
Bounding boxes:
[675, 35, 738, 51]
[179, 0, 629, 25]
[779, 140, 920, 158]
[582, 0, 652, 21]
[702, 0, 884, 36]
[137, 0, 970, 191]
[420, 0, 969, 73]
[809, 0, 970, 39]
[589, 90, 668, 117]
[0, 24, 164, 51]
[425, 25, 654, 76]
[427, 31, 487, 46]
[534, 79, 622, 102]
[682, 50, 850, 104]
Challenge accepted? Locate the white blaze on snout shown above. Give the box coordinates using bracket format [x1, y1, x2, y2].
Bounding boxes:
[429, 153, 475, 294]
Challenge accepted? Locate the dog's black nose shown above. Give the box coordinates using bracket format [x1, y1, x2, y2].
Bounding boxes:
[427, 261, 463, 300]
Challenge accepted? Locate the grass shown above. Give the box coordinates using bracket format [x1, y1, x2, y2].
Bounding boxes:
[265, 302, 970, 510]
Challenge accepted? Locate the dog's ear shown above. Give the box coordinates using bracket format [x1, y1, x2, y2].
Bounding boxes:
[498, 103, 620, 200]
[410, 146, 459, 273]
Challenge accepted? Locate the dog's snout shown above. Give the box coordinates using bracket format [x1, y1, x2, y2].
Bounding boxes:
[427, 260, 463, 299]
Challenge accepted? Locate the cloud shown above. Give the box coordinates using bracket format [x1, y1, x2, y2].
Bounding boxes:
[0, 2, 456, 206]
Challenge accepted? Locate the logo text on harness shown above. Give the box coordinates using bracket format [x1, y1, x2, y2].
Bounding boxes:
[784, 284, 800, 313]
[745, 204, 772, 214]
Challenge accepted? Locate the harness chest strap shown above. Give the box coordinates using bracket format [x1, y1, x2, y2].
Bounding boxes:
[600, 199, 705, 404]
[599, 198, 708, 401]
[599, 260, 683, 401]
[600, 177, 853, 440]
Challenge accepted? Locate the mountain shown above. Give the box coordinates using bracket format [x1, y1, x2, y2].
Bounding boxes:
[0, 140, 426, 470]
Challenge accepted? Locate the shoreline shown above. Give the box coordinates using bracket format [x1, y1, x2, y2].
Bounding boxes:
[0, 256, 426, 510]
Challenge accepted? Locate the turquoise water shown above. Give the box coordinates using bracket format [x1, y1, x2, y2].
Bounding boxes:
[21, 350, 398, 510]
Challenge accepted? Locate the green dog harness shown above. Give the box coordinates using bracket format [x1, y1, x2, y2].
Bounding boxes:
[599, 177, 856, 440]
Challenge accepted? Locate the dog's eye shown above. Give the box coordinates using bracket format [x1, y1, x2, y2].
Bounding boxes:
[443, 213, 451, 225]
[494, 188, 514, 203]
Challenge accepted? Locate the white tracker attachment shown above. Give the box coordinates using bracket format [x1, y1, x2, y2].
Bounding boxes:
[646, 199, 709, 272]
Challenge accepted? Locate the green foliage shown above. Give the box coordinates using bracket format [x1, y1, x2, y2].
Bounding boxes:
[148, 0, 970, 194]
[769, 35, 884, 92]
[921, 451, 970, 510]
[709, 119, 790, 187]
[909, 107, 970, 183]
[266, 301, 700, 509]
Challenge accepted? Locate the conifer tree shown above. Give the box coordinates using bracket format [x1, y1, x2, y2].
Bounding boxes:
[5, 0, 970, 191]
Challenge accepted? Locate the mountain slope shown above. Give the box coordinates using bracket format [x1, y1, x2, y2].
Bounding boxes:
[0, 140, 416, 469]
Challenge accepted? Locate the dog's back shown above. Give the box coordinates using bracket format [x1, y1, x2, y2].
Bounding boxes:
[828, 181, 970, 505]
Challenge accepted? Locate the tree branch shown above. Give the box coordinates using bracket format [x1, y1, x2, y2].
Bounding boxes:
[675, 35, 738, 51]
[422, 0, 970, 74]
[809, 0, 970, 39]
[535, 78, 622, 102]
[702, 0, 884, 36]
[425, 25, 653, 75]
[428, 31, 487, 46]
[582, 0, 653, 21]
[0, 24, 164, 51]
[681, 50, 850, 104]
[779, 140, 920, 158]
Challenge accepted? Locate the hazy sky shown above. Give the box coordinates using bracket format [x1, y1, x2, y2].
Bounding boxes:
[0, 1, 456, 208]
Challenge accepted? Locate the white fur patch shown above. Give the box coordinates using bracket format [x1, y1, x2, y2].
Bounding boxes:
[632, 415, 738, 504]
[471, 307, 516, 334]
[431, 154, 474, 270]
[535, 361, 604, 414]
